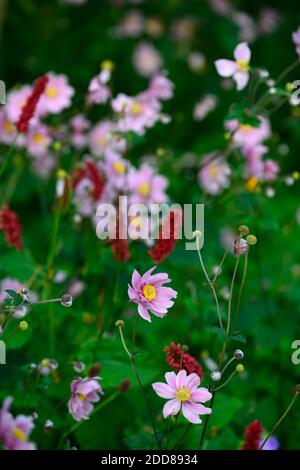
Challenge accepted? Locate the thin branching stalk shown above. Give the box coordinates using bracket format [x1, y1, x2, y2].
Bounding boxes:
[259, 392, 299, 450]
[195, 235, 223, 329]
[226, 238, 241, 336]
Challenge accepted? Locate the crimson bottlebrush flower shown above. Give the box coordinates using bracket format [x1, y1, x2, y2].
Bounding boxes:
[16, 75, 49, 133]
[108, 214, 130, 262]
[0, 205, 23, 250]
[72, 160, 105, 201]
[164, 342, 203, 379]
[148, 209, 182, 264]
[241, 420, 263, 450]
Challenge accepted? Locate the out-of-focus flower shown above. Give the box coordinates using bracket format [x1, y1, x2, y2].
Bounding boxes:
[87, 68, 112, 105]
[101, 153, 129, 191]
[128, 266, 177, 322]
[113, 10, 145, 38]
[0, 111, 18, 145]
[31, 153, 56, 179]
[258, 8, 281, 35]
[187, 52, 206, 73]
[147, 74, 174, 101]
[70, 114, 90, 149]
[226, 116, 271, 148]
[72, 160, 106, 217]
[112, 93, 160, 135]
[27, 124, 52, 157]
[152, 370, 211, 424]
[68, 279, 85, 298]
[259, 434, 280, 450]
[38, 72, 74, 114]
[170, 17, 198, 43]
[6, 85, 32, 123]
[0, 397, 36, 450]
[108, 214, 131, 262]
[292, 26, 300, 58]
[198, 155, 231, 195]
[148, 209, 182, 264]
[0, 205, 23, 251]
[89, 120, 126, 157]
[164, 342, 203, 379]
[193, 95, 217, 121]
[68, 376, 103, 421]
[241, 420, 263, 450]
[133, 42, 163, 78]
[215, 42, 251, 91]
[128, 163, 168, 205]
[37, 359, 58, 376]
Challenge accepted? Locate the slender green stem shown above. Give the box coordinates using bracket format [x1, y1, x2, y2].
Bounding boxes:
[235, 252, 248, 322]
[0, 139, 16, 185]
[226, 238, 241, 336]
[117, 325, 161, 450]
[213, 370, 237, 392]
[199, 392, 216, 448]
[213, 245, 233, 283]
[220, 356, 235, 376]
[131, 312, 139, 355]
[196, 236, 223, 329]
[172, 423, 192, 450]
[275, 59, 299, 85]
[259, 392, 299, 450]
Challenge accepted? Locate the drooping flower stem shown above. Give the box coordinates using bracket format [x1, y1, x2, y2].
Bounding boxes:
[259, 391, 299, 450]
[195, 235, 223, 329]
[213, 370, 237, 392]
[199, 391, 216, 449]
[117, 324, 162, 449]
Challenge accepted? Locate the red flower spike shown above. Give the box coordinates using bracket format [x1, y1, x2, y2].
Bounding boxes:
[0, 205, 23, 250]
[241, 420, 263, 450]
[164, 342, 203, 379]
[16, 75, 49, 134]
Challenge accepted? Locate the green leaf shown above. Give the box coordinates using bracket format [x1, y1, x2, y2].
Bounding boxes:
[207, 327, 246, 343]
[4, 290, 22, 306]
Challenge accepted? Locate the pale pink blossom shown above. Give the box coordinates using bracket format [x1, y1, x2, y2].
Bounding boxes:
[215, 42, 251, 90]
[112, 93, 160, 135]
[198, 155, 231, 195]
[26, 124, 52, 157]
[128, 163, 168, 204]
[147, 75, 174, 101]
[113, 10, 145, 38]
[152, 370, 212, 424]
[70, 114, 90, 148]
[0, 397, 36, 450]
[38, 72, 74, 114]
[133, 42, 163, 78]
[68, 377, 103, 421]
[128, 267, 177, 322]
[226, 116, 271, 148]
[292, 27, 300, 58]
[89, 120, 126, 157]
[87, 69, 112, 105]
[5, 85, 32, 123]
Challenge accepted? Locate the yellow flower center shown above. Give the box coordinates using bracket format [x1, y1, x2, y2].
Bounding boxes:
[236, 59, 249, 72]
[175, 386, 191, 402]
[96, 136, 108, 148]
[208, 164, 219, 177]
[143, 284, 156, 301]
[113, 161, 125, 174]
[33, 134, 46, 145]
[138, 182, 150, 197]
[78, 393, 87, 401]
[245, 176, 259, 192]
[3, 121, 15, 134]
[46, 86, 59, 99]
[14, 427, 28, 441]
[131, 102, 142, 115]
[41, 359, 50, 367]
[239, 124, 252, 133]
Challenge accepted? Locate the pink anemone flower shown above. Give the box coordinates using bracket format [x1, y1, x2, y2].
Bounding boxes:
[128, 267, 177, 322]
[152, 370, 212, 424]
[215, 42, 251, 90]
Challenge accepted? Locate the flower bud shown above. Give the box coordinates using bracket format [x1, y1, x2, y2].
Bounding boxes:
[88, 363, 101, 377]
[182, 345, 189, 353]
[238, 225, 249, 236]
[211, 371, 221, 381]
[246, 234, 257, 245]
[292, 171, 300, 181]
[294, 384, 300, 393]
[44, 419, 54, 430]
[19, 321, 28, 330]
[119, 379, 131, 393]
[60, 294, 73, 307]
[234, 349, 244, 360]
[233, 238, 248, 256]
[236, 364, 245, 373]
[101, 60, 114, 71]
[115, 320, 125, 328]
